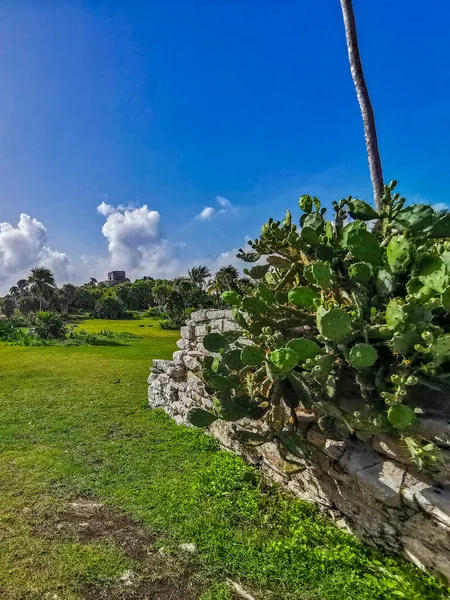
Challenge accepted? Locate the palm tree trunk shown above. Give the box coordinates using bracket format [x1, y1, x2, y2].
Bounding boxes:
[340, 0, 384, 210]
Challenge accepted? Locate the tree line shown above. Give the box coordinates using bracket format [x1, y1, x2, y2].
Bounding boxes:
[0, 264, 252, 328]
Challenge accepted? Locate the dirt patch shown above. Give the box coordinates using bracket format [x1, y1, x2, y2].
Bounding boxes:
[39, 497, 205, 599]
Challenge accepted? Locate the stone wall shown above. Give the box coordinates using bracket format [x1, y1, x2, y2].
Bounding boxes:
[148, 309, 450, 581]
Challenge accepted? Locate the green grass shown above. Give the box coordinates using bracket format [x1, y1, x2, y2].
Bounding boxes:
[0, 317, 448, 599]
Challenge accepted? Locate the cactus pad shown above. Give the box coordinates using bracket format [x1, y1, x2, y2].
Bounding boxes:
[318, 308, 352, 343]
[242, 296, 266, 315]
[288, 286, 318, 308]
[208, 374, 236, 391]
[348, 262, 372, 285]
[346, 229, 382, 266]
[203, 332, 228, 353]
[188, 408, 218, 428]
[270, 348, 299, 372]
[221, 290, 242, 306]
[442, 286, 450, 312]
[349, 343, 378, 368]
[311, 261, 333, 288]
[385, 299, 404, 329]
[388, 405, 415, 430]
[430, 334, 450, 360]
[387, 235, 411, 272]
[347, 199, 379, 221]
[241, 345, 266, 366]
[249, 264, 270, 279]
[287, 338, 322, 361]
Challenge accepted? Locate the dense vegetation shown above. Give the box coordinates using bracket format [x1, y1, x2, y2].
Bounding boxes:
[0, 264, 250, 331]
[0, 317, 446, 599]
[197, 184, 450, 467]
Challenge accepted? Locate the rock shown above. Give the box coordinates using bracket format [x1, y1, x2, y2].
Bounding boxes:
[172, 350, 186, 366]
[258, 441, 303, 476]
[190, 310, 208, 323]
[417, 418, 450, 448]
[401, 535, 450, 582]
[401, 472, 432, 508]
[356, 460, 406, 508]
[222, 319, 241, 332]
[414, 486, 450, 528]
[179, 542, 197, 553]
[206, 309, 233, 321]
[183, 354, 200, 370]
[372, 434, 411, 465]
[176, 337, 190, 350]
[324, 439, 347, 461]
[195, 325, 208, 337]
[339, 447, 382, 476]
[180, 325, 195, 340]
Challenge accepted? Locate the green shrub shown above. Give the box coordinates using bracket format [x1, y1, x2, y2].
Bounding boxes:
[93, 294, 126, 319]
[197, 183, 450, 467]
[142, 307, 167, 318]
[32, 311, 66, 340]
[158, 318, 181, 330]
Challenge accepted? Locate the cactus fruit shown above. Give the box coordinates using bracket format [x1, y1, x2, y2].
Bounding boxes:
[288, 286, 318, 308]
[221, 291, 242, 306]
[387, 235, 411, 272]
[287, 338, 322, 361]
[241, 345, 266, 366]
[349, 343, 378, 368]
[203, 332, 228, 353]
[348, 262, 372, 285]
[345, 229, 382, 266]
[347, 199, 379, 221]
[318, 308, 352, 343]
[388, 404, 415, 430]
[270, 348, 299, 372]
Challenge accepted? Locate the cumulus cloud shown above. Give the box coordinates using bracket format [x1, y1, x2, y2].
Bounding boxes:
[433, 202, 449, 212]
[0, 213, 73, 293]
[96, 202, 183, 279]
[195, 196, 237, 221]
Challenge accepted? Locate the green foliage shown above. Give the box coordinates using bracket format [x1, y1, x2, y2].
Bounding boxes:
[94, 293, 127, 319]
[199, 183, 450, 467]
[32, 311, 67, 340]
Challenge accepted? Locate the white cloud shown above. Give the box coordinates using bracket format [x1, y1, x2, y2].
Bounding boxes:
[96, 202, 183, 280]
[0, 213, 73, 293]
[433, 202, 449, 212]
[195, 196, 237, 221]
[196, 206, 216, 221]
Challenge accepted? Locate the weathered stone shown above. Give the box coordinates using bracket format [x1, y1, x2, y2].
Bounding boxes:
[206, 309, 233, 321]
[190, 310, 208, 323]
[323, 439, 347, 461]
[414, 486, 450, 528]
[183, 354, 200, 370]
[372, 434, 411, 465]
[258, 442, 303, 476]
[176, 337, 190, 350]
[402, 535, 450, 582]
[356, 460, 406, 508]
[195, 325, 208, 337]
[222, 319, 241, 332]
[401, 472, 432, 508]
[417, 418, 450, 448]
[180, 326, 195, 340]
[172, 350, 186, 366]
[339, 447, 382, 476]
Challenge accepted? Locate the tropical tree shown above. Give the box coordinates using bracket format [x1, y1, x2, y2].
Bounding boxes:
[28, 267, 56, 311]
[340, 0, 384, 209]
[214, 265, 240, 293]
[16, 279, 28, 295]
[59, 283, 77, 315]
[0, 296, 15, 318]
[8, 286, 20, 300]
[188, 265, 211, 289]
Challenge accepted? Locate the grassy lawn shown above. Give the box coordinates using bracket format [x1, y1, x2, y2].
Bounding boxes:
[0, 317, 448, 599]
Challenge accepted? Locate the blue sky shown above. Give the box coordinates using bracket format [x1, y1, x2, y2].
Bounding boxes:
[1, 0, 450, 290]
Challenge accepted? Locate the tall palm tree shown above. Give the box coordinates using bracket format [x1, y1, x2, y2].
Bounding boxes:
[340, 0, 384, 210]
[9, 285, 20, 299]
[212, 265, 240, 294]
[28, 267, 56, 311]
[16, 279, 28, 295]
[188, 265, 211, 289]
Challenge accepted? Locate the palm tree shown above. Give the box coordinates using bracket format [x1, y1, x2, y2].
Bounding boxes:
[340, 0, 384, 210]
[28, 267, 56, 311]
[9, 286, 20, 299]
[210, 265, 240, 295]
[188, 265, 211, 289]
[59, 283, 77, 315]
[17, 279, 28, 295]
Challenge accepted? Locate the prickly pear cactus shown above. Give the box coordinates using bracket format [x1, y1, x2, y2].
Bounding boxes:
[197, 182, 450, 467]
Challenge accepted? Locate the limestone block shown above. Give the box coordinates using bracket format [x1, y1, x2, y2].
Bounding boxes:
[206, 309, 233, 321]
[372, 434, 411, 465]
[180, 325, 195, 340]
[176, 337, 190, 350]
[401, 472, 432, 509]
[339, 447, 382, 476]
[414, 486, 450, 528]
[172, 350, 186, 366]
[417, 418, 450, 448]
[183, 354, 200, 371]
[190, 310, 208, 323]
[222, 319, 241, 332]
[401, 535, 450, 582]
[307, 429, 346, 460]
[257, 442, 303, 476]
[356, 460, 406, 508]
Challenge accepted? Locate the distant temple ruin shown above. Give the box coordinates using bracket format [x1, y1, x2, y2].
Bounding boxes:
[105, 271, 129, 286]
